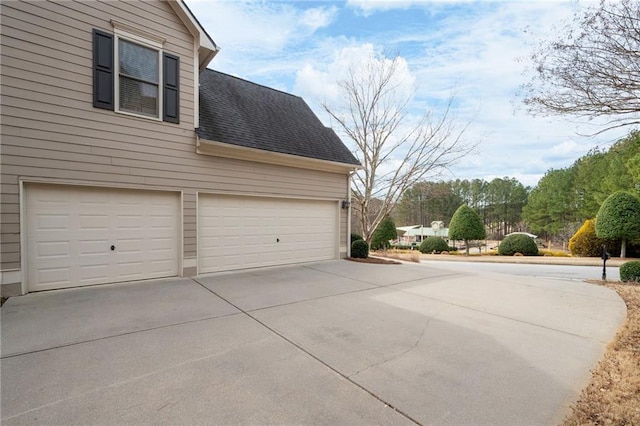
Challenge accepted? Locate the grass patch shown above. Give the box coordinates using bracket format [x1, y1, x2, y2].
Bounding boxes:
[564, 282, 640, 425]
[372, 250, 421, 263]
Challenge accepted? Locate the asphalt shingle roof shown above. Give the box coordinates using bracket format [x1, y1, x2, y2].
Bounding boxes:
[197, 69, 360, 166]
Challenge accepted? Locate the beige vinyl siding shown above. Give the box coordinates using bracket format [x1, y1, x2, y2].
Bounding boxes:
[0, 0, 197, 271]
[0, 0, 351, 275]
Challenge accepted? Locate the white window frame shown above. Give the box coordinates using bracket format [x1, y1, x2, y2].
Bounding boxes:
[113, 27, 164, 121]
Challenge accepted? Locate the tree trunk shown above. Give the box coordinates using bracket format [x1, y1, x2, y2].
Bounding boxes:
[465, 239, 469, 256]
[621, 238, 627, 258]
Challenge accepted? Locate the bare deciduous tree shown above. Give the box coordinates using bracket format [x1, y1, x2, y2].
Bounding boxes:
[523, 0, 640, 134]
[322, 54, 472, 242]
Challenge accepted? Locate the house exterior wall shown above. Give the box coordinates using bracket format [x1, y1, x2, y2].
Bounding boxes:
[0, 0, 350, 295]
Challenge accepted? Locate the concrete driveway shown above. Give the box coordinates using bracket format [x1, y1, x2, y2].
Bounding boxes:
[1, 260, 626, 425]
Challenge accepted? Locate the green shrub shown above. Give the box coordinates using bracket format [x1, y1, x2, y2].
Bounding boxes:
[419, 236, 450, 254]
[350, 233, 363, 244]
[389, 244, 412, 250]
[498, 234, 539, 256]
[620, 261, 640, 282]
[448, 204, 486, 256]
[351, 239, 369, 259]
[596, 191, 640, 257]
[370, 217, 397, 250]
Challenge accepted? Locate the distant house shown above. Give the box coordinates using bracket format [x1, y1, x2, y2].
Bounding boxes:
[0, 0, 360, 295]
[505, 232, 537, 239]
[396, 223, 449, 245]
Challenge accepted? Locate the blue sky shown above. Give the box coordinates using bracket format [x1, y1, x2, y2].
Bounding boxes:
[186, 0, 626, 187]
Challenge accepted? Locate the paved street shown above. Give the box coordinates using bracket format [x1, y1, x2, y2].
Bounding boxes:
[1, 261, 626, 425]
[421, 259, 620, 281]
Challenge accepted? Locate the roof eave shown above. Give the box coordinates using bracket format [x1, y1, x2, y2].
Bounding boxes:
[197, 137, 362, 174]
[198, 47, 218, 72]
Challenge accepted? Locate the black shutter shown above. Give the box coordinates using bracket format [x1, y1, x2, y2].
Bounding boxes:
[93, 29, 114, 110]
[163, 53, 179, 123]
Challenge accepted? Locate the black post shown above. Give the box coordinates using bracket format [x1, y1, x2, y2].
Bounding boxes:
[601, 244, 610, 281]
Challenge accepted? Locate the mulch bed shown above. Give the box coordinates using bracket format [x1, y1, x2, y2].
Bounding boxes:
[347, 257, 401, 265]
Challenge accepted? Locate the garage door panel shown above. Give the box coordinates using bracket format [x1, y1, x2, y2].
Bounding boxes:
[27, 184, 179, 292]
[198, 195, 337, 273]
[79, 214, 109, 231]
[116, 238, 144, 254]
[78, 240, 109, 255]
[116, 215, 144, 230]
[150, 214, 176, 229]
[79, 264, 110, 281]
[115, 261, 145, 279]
[36, 213, 70, 230]
[37, 241, 70, 258]
[38, 267, 71, 287]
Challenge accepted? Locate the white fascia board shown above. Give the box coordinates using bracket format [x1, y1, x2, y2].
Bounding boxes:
[197, 137, 361, 174]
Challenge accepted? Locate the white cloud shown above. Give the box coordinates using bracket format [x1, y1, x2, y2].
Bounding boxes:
[346, 0, 422, 16]
[384, 1, 626, 186]
[301, 6, 339, 32]
[294, 43, 415, 105]
[187, 0, 627, 188]
[185, 1, 337, 53]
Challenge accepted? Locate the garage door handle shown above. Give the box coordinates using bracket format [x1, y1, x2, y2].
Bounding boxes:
[276, 238, 279, 243]
[110, 245, 116, 251]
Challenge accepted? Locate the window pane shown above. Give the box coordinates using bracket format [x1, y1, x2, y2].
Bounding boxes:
[119, 77, 158, 117]
[119, 39, 158, 83]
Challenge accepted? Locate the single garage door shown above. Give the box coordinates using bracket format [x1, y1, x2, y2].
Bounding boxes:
[198, 194, 338, 273]
[25, 184, 180, 292]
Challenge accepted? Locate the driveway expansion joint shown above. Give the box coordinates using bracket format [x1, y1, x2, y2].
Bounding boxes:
[230, 273, 459, 315]
[303, 264, 457, 288]
[191, 278, 422, 425]
[0, 311, 243, 359]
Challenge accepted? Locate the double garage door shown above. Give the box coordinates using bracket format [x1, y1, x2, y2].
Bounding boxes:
[24, 185, 339, 291]
[198, 194, 338, 273]
[25, 184, 180, 292]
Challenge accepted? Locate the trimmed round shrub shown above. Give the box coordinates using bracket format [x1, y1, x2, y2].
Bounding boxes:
[620, 261, 640, 283]
[449, 204, 486, 255]
[419, 236, 450, 254]
[350, 233, 364, 244]
[595, 191, 640, 247]
[351, 239, 369, 259]
[498, 234, 539, 256]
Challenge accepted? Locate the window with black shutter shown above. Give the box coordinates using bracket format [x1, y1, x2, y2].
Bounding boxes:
[92, 28, 179, 124]
[93, 29, 114, 110]
[163, 53, 179, 124]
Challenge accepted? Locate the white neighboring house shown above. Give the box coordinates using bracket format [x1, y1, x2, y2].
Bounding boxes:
[505, 232, 538, 239]
[396, 222, 450, 246]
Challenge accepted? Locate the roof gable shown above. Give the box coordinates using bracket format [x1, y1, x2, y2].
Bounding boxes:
[167, 0, 219, 70]
[197, 70, 360, 167]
